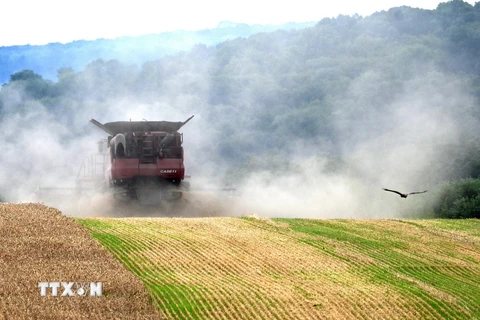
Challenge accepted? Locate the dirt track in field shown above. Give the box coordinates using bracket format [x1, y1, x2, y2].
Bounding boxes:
[0, 203, 163, 320]
[40, 190, 240, 218]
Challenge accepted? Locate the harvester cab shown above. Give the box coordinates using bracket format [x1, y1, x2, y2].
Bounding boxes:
[35, 139, 108, 203]
[75, 139, 108, 195]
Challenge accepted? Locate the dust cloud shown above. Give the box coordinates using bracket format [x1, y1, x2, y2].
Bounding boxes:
[37, 191, 232, 218]
[0, 52, 477, 219]
[231, 68, 478, 218]
[0, 78, 237, 217]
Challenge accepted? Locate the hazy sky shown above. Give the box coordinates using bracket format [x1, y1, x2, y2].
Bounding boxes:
[1, 0, 477, 46]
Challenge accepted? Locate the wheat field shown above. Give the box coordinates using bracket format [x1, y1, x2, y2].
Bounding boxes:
[78, 216, 480, 320]
[0, 203, 162, 320]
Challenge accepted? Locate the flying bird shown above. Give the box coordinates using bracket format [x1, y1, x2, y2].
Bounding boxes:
[382, 188, 427, 198]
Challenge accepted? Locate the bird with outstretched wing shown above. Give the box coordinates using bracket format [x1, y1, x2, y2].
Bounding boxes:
[383, 188, 427, 198]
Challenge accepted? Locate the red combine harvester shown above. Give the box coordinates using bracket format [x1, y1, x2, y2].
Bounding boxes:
[36, 115, 234, 210]
[89, 116, 194, 204]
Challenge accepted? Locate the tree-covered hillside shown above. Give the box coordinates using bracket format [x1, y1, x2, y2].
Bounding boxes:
[0, 21, 315, 85]
[1, 0, 480, 217]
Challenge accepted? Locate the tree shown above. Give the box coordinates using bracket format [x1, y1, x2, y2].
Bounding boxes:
[9, 69, 43, 82]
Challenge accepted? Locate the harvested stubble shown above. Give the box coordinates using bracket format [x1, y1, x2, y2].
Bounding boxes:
[0, 203, 163, 320]
[79, 216, 480, 320]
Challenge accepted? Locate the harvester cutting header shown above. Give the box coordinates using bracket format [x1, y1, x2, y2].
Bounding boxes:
[90, 115, 194, 204]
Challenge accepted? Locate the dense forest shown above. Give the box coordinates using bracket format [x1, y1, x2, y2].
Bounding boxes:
[1, 0, 480, 218]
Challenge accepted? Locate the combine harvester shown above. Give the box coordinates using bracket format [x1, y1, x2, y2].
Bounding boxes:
[37, 115, 235, 214]
[88, 115, 194, 205]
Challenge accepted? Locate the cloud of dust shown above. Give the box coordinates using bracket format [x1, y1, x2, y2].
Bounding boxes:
[0, 43, 478, 219]
[232, 68, 479, 218]
[0, 65, 228, 217]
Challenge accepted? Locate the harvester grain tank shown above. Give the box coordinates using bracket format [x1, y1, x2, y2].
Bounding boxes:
[90, 116, 194, 204]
